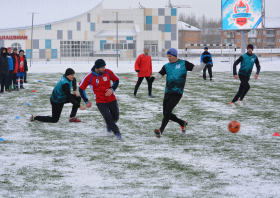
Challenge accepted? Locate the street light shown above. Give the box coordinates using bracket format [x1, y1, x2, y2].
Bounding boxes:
[27, 12, 38, 68]
[112, 12, 118, 68]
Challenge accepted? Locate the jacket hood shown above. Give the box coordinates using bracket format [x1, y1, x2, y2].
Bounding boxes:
[1, 47, 7, 56]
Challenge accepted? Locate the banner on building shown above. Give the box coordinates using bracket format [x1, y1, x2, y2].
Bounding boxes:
[222, 0, 262, 30]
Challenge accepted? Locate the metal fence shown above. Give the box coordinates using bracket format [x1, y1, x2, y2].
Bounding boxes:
[26, 49, 280, 65]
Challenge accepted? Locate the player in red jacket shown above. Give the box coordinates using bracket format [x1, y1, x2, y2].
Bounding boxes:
[79, 59, 122, 140]
[133, 47, 154, 98]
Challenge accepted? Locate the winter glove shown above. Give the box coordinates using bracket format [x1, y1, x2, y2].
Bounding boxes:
[202, 56, 211, 64]
[136, 70, 140, 72]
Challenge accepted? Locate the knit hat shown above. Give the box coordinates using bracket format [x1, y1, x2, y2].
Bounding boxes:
[13, 48, 17, 51]
[19, 50, 24, 53]
[167, 48, 178, 57]
[94, 59, 106, 69]
[65, 68, 75, 76]
[7, 47, 11, 51]
[247, 44, 254, 51]
[144, 46, 149, 51]
[204, 47, 208, 50]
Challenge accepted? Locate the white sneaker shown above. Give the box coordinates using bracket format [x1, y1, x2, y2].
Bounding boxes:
[230, 101, 236, 107]
[238, 100, 243, 106]
[30, 114, 36, 121]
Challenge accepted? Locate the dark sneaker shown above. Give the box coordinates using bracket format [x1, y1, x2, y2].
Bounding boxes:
[24, 81, 28, 83]
[115, 133, 122, 140]
[106, 125, 113, 136]
[148, 95, 155, 98]
[6, 89, 11, 92]
[181, 120, 188, 134]
[20, 87, 25, 89]
[69, 117, 81, 122]
[133, 94, 137, 98]
[154, 129, 162, 138]
[15, 88, 20, 91]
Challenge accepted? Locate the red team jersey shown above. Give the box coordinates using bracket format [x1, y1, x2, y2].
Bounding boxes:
[79, 69, 119, 103]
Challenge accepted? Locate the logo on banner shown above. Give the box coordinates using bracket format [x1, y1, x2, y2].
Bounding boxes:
[232, 1, 252, 26]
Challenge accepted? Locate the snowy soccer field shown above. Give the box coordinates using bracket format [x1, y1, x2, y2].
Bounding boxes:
[1, 65, 280, 197]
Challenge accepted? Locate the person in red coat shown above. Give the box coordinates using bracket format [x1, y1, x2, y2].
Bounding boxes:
[133, 47, 154, 98]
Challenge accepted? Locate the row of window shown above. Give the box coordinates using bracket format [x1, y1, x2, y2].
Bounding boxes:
[60, 41, 94, 57]
[103, 43, 135, 50]
[224, 38, 280, 44]
[224, 30, 280, 36]
[45, 22, 95, 32]
[179, 32, 199, 37]
[102, 21, 134, 23]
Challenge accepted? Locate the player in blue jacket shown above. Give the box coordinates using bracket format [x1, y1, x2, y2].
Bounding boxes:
[149, 48, 210, 138]
[200, 47, 213, 81]
[230, 44, 261, 107]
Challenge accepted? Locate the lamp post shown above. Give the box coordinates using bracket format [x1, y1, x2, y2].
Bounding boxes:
[27, 12, 38, 67]
[112, 12, 118, 68]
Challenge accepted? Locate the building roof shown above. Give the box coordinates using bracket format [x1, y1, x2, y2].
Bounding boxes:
[0, 0, 103, 31]
[265, 17, 280, 29]
[95, 29, 137, 37]
[178, 21, 201, 31]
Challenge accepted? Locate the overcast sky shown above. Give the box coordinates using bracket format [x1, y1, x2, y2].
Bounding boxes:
[103, 0, 279, 19]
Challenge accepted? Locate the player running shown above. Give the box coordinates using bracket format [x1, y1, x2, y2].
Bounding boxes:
[31, 68, 85, 123]
[230, 44, 261, 107]
[79, 59, 122, 140]
[149, 48, 210, 138]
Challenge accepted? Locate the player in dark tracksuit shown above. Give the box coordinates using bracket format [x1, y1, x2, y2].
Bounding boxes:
[230, 44, 261, 107]
[149, 48, 210, 138]
[30, 68, 85, 123]
[200, 47, 213, 81]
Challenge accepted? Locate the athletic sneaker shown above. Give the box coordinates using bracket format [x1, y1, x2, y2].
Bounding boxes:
[148, 95, 155, 98]
[20, 86, 25, 89]
[181, 120, 188, 134]
[229, 101, 236, 107]
[30, 114, 36, 121]
[106, 125, 113, 136]
[133, 94, 137, 98]
[5, 89, 11, 92]
[69, 117, 81, 122]
[154, 129, 162, 138]
[238, 100, 243, 106]
[115, 133, 122, 140]
[15, 88, 20, 91]
[210, 79, 213, 81]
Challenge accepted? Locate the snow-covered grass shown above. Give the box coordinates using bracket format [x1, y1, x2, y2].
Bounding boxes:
[0, 70, 280, 197]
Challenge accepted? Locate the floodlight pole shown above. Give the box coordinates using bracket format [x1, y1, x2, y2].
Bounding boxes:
[28, 12, 38, 67]
[113, 12, 118, 68]
[241, 30, 246, 54]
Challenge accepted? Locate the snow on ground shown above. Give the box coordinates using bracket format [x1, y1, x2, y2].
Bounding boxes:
[1, 59, 280, 197]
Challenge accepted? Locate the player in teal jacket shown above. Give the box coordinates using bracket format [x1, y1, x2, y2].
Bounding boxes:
[30, 68, 86, 123]
[149, 48, 210, 138]
[230, 44, 261, 107]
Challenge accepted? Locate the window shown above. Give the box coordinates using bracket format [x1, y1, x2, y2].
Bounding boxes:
[263, 31, 266, 35]
[188, 40, 190, 44]
[223, 39, 227, 43]
[116, 44, 123, 49]
[237, 32, 240, 35]
[269, 38, 275, 42]
[224, 32, 227, 35]
[249, 39, 255, 43]
[102, 21, 110, 23]
[258, 31, 261, 35]
[237, 39, 240, 43]
[257, 39, 261, 43]
[11, 43, 21, 51]
[195, 33, 197, 37]
[128, 43, 135, 49]
[124, 44, 127, 49]
[77, 22, 81, 31]
[45, 25, 51, 30]
[179, 32, 181, 37]
[87, 13, 90, 22]
[188, 33, 190, 37]
[278, 31, 280, 35]
[126, 21, 134, 23]
[102, 20, 134, 23]
[278, 39, 280, 43]
[267, 30, 275, 35]
[195, 40, 197, 44]
[103, 43, 111, 50]
[60, 41, 94, 57]
[263, 39, 267, 43]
